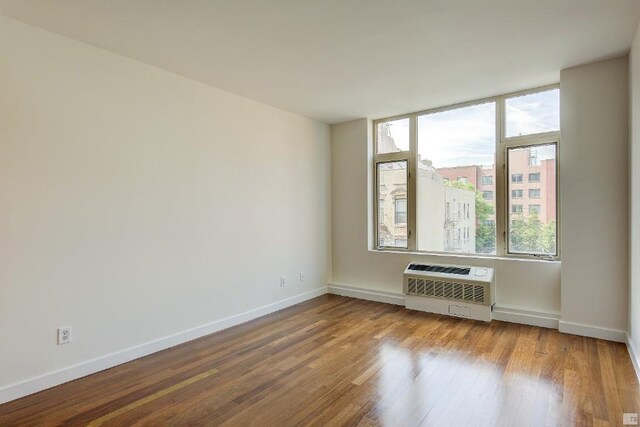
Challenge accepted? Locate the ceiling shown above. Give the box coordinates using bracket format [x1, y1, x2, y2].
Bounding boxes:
[1, 1, 639, 124]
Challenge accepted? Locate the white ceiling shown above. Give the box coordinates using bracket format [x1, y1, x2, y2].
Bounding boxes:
[1, 1, 639, 124]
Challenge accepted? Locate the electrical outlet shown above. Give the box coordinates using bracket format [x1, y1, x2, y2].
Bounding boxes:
[299, 272, 304, 283]
[57, 326, 71, 345]
[280, 277, 286, 288]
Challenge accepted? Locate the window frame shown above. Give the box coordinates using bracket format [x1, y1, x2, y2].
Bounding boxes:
[374, 157, 412, 250]
[528, 172, 541, 183]
[505, 141, 559, 258]
[481, 175, 493, 185]
[372, 84, 560, 260]
[394, 197, 407, 224]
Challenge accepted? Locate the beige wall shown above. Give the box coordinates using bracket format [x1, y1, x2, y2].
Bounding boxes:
[630, 22, 640, 362]
[0, 16, 331, 392]
[331, 119, 561, 313]
[560, 56, 629, 335]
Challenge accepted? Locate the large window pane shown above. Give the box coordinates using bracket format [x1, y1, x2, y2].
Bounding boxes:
[377, 161, 408, 248]
[506, 89, 559, 138]
[416, 102, 496, 254]
[507, 144, 557, 255]
[376, 118, 409, 154]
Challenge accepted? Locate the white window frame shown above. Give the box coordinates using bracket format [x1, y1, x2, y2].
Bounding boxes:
[372, 84, 560, 260]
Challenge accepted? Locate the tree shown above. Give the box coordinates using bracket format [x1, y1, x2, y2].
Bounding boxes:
[509, 214, 556, 254]
[445, 181, 496, 253]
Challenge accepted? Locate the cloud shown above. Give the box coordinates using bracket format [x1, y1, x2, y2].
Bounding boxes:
[418, 102, 495, 168]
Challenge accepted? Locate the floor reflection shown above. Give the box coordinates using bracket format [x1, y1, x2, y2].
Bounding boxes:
[372, 338, 560, 426]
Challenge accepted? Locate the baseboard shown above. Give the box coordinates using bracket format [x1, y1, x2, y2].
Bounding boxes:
[627, 334, 640, 381]
[327, 284, 561, 329]
[492, 304, 560, 329]
[558, 320, 627, 343]
[0, 286, 327, 405]
[327, 283, 405, 305]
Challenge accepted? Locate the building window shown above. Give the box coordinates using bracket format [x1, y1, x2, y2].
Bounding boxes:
[373, 86, 559, 258]
[395, 198, 407, 224]
[529, 189, 541, 198]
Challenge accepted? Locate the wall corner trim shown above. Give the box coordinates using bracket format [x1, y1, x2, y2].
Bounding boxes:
[627, 334, 640, 382]
[558, 320, 627, 343]
[0, 286, 327, 405]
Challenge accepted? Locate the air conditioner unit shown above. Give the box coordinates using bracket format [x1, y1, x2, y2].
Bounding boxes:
[403, 263, 495, 322]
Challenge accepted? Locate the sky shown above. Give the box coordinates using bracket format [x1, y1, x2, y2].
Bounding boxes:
[385, 89, 559, 168]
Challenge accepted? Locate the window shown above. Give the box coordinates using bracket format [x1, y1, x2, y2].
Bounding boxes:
[507, 144, 557, 256]
[416, 101, 496, 254]
[506, 88, 560, 138]
[394, 239, 407, 247]
[376, 161, 407, 248]
[376, 118, 409, 154]
[373, 85, 559, 258]
[395, 198, 407, 224]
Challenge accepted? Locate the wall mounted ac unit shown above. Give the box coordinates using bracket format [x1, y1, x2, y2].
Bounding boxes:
[403, 263, 495, 322]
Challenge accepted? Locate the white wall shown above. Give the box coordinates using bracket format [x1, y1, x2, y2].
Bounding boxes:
[629, 23, 640, 367]
[331, 119, 561, 315]
[0, 16, 330, 395]
[560, 56, 629, 339]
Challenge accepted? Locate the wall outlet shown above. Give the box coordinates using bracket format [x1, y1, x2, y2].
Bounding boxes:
[299, 272, 304, 283]
[57, 326, 71, 345]
[280, 277, 286, 288]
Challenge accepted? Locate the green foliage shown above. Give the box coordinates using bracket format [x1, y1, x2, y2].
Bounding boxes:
[445, 180, 495, 253]
[510, 214, 556, 254]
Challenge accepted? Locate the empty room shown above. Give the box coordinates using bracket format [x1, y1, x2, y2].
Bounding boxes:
[1, 1, 640, 426]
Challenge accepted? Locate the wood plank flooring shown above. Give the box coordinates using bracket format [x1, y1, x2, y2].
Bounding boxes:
[0, 294, 638, 426]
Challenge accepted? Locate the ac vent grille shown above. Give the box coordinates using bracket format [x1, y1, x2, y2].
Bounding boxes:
[405, 278, 488, 305]
[407, 264, 471, 275]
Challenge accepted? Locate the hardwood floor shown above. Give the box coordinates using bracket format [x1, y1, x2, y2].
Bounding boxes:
[1, 294, 638, 426]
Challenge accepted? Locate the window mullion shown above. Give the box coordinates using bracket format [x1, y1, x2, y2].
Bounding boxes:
[408, 115, 417, 251]
[496, 97, 506, 256]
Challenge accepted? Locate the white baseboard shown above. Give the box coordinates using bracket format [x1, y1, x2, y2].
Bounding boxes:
[327, 284, 561, 328]
[558, 320, 627, 343]
[492, 304, 560, 329]
[0, 287, 327, 405]
[327, 283, 405, 305]
[627, 334, 640, 381]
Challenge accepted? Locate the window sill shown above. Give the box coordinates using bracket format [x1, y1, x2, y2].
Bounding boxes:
[369, 248, 561, 264]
